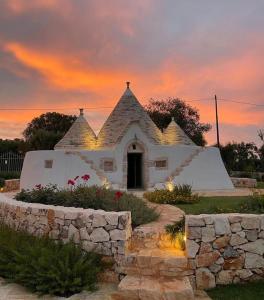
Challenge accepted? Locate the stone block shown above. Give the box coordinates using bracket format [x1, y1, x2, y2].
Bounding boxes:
[213, 235, 230, 249]
[199, 242, 213, 254]
[196, 250, 220, 267]
[105, 213, 119, 226]
[230, 234, 247, 246]
[228, 215, 242, 223]
[223, 246, 239, 258]
[201, 226, 216, 243]
[110, 229, 127, 241]
[241, 216, 260, 230]
[79, 227, 90, 240]
[223, 256, 244, 270]
[217, 270, 235, 285]
[245, 252, 264, 268]
[238, 239, 264, 255]
[214, 216, 231, 235]
[230, 222, 242, 233]
[187, 226, 201, 240]
[186, 240, 200, 258]
[92, 213, 107, 227]
[209, 263, 221, 273]
[187, 216, 205, 227]
[196, 268, 216, 289]
[90, 227, 110, 242]
[82, 241, 97, 252]
[236, 269, 253, 279]
[246, 230, 258, 242]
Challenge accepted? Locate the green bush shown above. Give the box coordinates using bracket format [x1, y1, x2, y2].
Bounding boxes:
[144, 184, 199, 205]
[0, 178, 4, 188]
[0, 171, 20, 180]
[243, 191, 264, 213]
[0, 224, 102, 297]
[15, 185, 159, 227]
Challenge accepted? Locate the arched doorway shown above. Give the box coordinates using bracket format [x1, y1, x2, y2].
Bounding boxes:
[127, 142, 144, 189]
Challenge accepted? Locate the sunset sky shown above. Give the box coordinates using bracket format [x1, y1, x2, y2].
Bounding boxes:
[0, 0, 263, 146]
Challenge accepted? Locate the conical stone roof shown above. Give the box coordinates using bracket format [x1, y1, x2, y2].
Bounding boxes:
[163, 117, 195, 145]
[54, 109, 97, 150]
[97, 84, 163, 148]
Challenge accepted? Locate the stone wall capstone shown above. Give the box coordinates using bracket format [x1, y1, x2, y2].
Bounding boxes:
[0, 194, 132, 259]
[231, 177, 257, 188]
[185, 214, 264, 290]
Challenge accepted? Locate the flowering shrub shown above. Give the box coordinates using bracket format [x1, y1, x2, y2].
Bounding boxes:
[15, 185, 158, 227]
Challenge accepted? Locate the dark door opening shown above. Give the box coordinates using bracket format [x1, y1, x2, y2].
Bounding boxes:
[127, 153, 143, 189]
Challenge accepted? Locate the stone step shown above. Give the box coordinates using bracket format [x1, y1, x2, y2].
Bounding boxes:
[117, 248, 191, 277]
[111, 275, 194, 300]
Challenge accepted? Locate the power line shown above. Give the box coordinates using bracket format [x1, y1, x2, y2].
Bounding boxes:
[218, 98, 264, 107]
[0, 97, 263, 110]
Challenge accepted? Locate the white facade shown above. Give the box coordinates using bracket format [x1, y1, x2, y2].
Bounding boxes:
[21, 85, 234, 191]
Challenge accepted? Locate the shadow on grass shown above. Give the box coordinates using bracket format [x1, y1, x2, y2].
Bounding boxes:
[207, 281, 264, 300]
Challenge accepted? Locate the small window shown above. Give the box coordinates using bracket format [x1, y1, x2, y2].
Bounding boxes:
[104, 160, 114, 172]
[155, 160, 167, 169]
[132, 144, 136, 150]
[45, 160, 53, 169]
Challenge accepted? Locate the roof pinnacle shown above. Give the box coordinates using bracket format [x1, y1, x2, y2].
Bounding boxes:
[79, 108, 84, 116]
[126, 81, 130, 89]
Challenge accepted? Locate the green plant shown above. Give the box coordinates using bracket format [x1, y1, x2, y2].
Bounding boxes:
[0, 224, 102, 297]
[165, 218, 185, 250]
[15, 185, 159, 227]
[0, 178, 4, 188]
[0, 171, 20, 180]
[243, 191, 264, 213]
[144, 184, 199, 205]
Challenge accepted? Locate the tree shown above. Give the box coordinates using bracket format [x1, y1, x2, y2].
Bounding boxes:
[145, 98, 211, 146]
[23, 112, 76, 150]
[0, 139, 28, 154]
[220, 142, 260, 173]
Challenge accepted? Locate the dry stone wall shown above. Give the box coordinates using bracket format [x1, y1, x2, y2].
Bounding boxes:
[185, 214, 264, 290]
[3, 179, 20, 192]
[0, 195, 132, 258]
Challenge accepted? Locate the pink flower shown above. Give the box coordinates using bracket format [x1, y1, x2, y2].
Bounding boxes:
[74, 176, 79, 181]
[67, 179, 75, 186]
[81, 174, 90, 181]
[35, 184, 42, 190]
[115, 191, 123, 200]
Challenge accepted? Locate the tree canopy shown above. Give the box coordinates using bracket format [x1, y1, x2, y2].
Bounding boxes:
[23, 112, 76, 139]
[23, 112, 77, 151]
[145, 98, 211, 146]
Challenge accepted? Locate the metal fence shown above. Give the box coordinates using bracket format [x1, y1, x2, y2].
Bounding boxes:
[0, 152, 24, 173]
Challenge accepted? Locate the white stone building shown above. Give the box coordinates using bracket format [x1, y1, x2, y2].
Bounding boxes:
[21, 84, 234, 191]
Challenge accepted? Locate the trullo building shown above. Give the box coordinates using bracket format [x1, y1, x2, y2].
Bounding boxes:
[21, 83, 234, 191]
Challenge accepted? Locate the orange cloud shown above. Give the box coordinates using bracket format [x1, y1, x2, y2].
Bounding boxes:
[5, 43, 129, 92]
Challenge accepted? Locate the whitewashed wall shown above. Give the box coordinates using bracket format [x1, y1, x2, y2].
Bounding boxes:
[21, 123, 233, 191]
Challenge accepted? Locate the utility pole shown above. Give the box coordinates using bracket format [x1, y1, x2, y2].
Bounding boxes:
[215, 95, 220, 148]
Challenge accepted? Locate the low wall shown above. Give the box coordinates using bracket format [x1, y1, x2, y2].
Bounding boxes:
[3, 179, 20, 192]
[0, 194, 132, 258]
[231, 177, 257, 188]
[185, 214, 264, 290]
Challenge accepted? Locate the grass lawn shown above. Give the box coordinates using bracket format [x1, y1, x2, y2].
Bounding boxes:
[176, 196, 251, 214]
[207, 281, 264, 300]
[257, 181, 264, 189]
